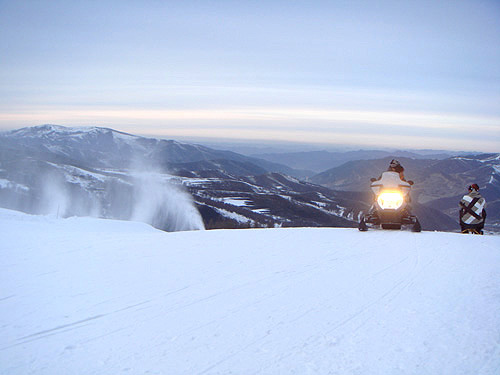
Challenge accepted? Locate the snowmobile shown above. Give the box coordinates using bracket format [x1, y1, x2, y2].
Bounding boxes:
[358, 171, 421, 232]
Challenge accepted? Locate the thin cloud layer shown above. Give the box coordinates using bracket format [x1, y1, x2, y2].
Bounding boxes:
[0, 1, 499, 151]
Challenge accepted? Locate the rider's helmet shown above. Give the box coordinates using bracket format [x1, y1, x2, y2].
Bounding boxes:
[468, 183, 480, 191]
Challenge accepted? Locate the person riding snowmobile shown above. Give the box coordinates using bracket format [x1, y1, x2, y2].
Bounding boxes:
[372, 159, 411, 207]
[359, 159, 420, 232]
[459, 183, 487, 234]
[374, 159, 406, 182]
[387, 159, 405, 181]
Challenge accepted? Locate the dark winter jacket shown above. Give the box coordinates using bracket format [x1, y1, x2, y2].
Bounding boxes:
[383, 164, 405, 181]
[459, 190, 486, 225]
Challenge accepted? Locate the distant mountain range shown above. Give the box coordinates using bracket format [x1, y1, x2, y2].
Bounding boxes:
[253, 149, 458, 175]
[0, 125, 306, 176]
[1, 125, 493, 232]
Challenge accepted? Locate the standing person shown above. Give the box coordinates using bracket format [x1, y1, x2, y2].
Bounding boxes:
[459, 184, 487, 234]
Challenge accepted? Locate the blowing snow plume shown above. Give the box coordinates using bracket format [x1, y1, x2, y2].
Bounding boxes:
[38, 170, 102, 219]
[130, 172, 205, 232]
[24, 165, 204, 232]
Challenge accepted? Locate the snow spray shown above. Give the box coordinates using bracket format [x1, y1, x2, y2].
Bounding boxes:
[36, 167, 204, 232]
[130, 172, 205, 232]
[38, 170, 101, 218]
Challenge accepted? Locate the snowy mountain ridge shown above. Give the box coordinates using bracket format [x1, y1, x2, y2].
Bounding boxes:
[1, 124, 216, 169]
[1, 124, 301, 173]
[1, 208, 499, 374]
[4, 124, 135, 138]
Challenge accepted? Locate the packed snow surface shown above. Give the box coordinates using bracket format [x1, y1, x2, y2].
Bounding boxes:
[1, 208, 499, 375]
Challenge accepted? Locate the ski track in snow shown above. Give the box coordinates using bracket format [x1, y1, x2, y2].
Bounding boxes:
[1, 208, 500, 374]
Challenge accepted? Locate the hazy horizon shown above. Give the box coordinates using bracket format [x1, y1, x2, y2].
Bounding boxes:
[3, 123, 484, 157]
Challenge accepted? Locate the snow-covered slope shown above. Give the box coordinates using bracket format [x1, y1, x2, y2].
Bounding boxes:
[1, 209, 499, 374]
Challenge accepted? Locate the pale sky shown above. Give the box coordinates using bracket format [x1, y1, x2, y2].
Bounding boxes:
[1, 0, 499, 151]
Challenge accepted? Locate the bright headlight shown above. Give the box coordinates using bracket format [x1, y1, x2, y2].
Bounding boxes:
[377, 191, 404, 210]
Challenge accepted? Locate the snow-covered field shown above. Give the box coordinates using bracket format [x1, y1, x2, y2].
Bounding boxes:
[1, 208, 499, 375]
